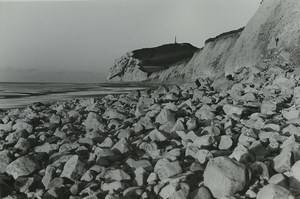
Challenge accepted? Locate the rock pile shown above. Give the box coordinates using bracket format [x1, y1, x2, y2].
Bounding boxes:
[1, 69, 300, 199]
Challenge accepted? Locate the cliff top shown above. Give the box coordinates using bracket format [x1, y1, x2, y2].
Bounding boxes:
[132, 43, 199, 72]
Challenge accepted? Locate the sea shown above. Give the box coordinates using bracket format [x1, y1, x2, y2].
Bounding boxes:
[0, 82, 158, 110]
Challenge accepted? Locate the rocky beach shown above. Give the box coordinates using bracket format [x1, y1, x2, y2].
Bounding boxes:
[1, 68, 300, 199]
[1, 0, 300, 198]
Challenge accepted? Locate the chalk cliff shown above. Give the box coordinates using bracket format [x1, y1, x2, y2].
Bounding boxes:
[107, 0, 300, 82]
[107, 43, 198, 82]
[225, 0, 300, 76]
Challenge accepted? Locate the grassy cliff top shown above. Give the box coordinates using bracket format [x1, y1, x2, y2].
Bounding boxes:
[132, 43, 199, 72]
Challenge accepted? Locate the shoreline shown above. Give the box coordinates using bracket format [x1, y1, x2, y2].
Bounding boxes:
[0, 71, 300, 198]
[0, 82, 159, 110]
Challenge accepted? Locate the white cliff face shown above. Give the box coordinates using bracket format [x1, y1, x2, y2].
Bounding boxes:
[107, 52, 148, 82]
[121, 65, 148, 82]
[146, 30, 242, 82]
[107, 52, 132, 80]
[188, 31, 242, 80]
[107, 29, 242, 82]
[225, 0, 300, 76]
[147, 60, 191, 82]
[107, 0, 300, 82]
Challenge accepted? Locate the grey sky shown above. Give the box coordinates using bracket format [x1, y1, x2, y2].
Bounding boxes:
[0, 0, 260, 82]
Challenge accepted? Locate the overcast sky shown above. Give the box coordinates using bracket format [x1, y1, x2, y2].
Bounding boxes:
[0, 0, 261, 82]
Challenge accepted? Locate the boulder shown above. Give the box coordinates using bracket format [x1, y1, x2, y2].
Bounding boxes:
[188, 187, 214, 199]
[154, 159, 182, 180]
[112, 138, 131, 154]
[99, 137, 114, 148]
[290, 160, 300, 194]
[154, 85, 169, 96]
[155, 109, 176, 125]
[230, 145, 255, 163]
[294, 86, 300, 109]
[12, 121, 33, 133]
[42, 165, 56, 189]
[50, 114, 61, 124]
[282, 124, 300, 136]
[193, 135, 215, 148]
[123, 187, 144, 198]
[103, 108, 126, 120]
[263, 123, 280, 132]
[0, 121, 13, 132]
[291, 160, 300, 183]
[135, 107, 146, 117]
[195, 149, 213, 164]
[0, 150, 12, 173]
[35, 142, 59, 154]
[44, 186, 70, 199]
[261, 98, 277, 116]
[268, 174, 288, 188]
[60, 155, 86, 181]
[147, 172, 158, 184]
[133, 167, 147, 186]
[195, 109, 215, 121]
[126, 158, 153, 172]
[103, 169, 131, 182]
[14, 137, 31, 153]
[273, 149, 292, 173]
[201, 126, 220, 137]
[14, 176, 36, 193]
[218, 135, 233, 150]
[5, 130, 28, 144]
[203, 156, 250, 198]
[186, 118, 197, 131]
[273, 76, 295, 93]
[144, 129, 168, 142]
[282, 106, 300, 120]
[6, 156, 38, 179]
[165, 103, 179, 112]
[256, 184, 294, 199]
[85, 112, 102, 132]
[159, 183, 178, 199]
[223, 104, 245, 120]
[170, 118, 186, 132]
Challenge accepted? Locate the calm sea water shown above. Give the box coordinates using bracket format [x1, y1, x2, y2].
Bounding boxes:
[0, 82, 157, 109]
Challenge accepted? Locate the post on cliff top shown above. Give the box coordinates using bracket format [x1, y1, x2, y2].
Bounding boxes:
[175, 36, 177, 44]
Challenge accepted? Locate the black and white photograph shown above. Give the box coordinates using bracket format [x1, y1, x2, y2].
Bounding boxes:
[0, 0, 300, 198]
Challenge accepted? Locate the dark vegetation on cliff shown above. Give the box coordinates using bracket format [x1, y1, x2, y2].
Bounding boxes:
[205, 27, 245, 44]
[132, 43, 199, 72]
